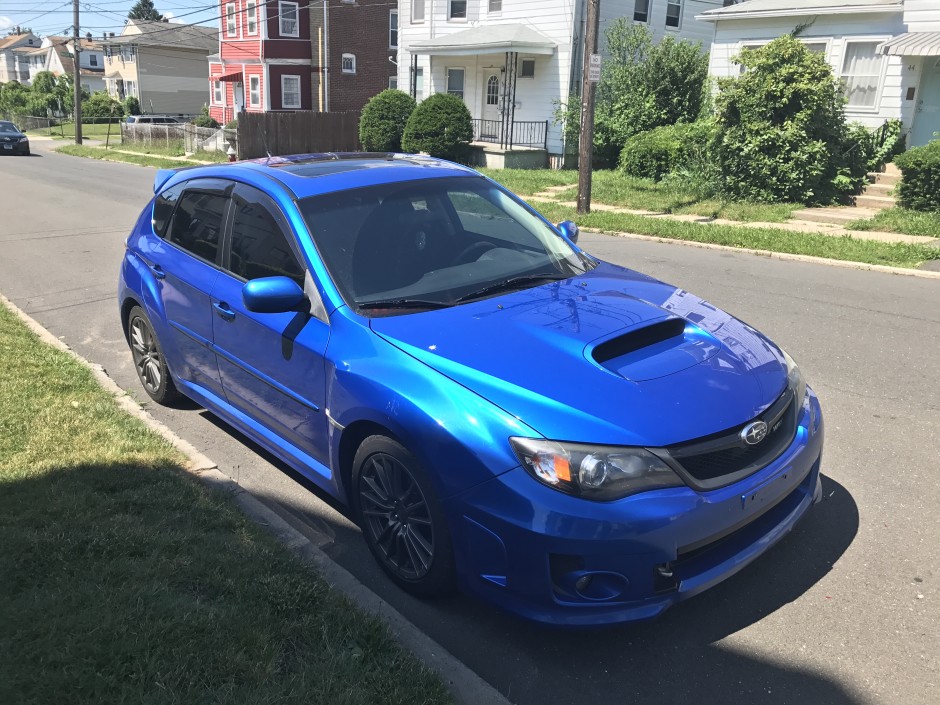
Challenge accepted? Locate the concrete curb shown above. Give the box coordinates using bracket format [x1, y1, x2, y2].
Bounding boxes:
[0, 292, 510, 705]
[583, 228, 940, 280]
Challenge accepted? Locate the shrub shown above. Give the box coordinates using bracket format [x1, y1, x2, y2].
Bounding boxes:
[895, 139, 940, 212]
[619, 120, 715, 181]
[192, 105, 220, 128]
[869, 118, 905, 171]
[123, 95, 141, 116]
[713, 36, 847, 204]
[401, 93, 473, 162]
[359, 89, 416, 152]
[82, 91, 122, 118]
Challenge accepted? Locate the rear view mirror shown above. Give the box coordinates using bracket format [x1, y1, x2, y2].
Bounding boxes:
[242, 277, 305, 313]
[557, 220, 579, 245]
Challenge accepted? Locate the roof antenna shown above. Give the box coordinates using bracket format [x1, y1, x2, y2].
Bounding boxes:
[259, 121, 273, 162]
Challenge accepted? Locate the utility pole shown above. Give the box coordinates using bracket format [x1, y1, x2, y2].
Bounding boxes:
[72, 0, 83, 144]
[576, 0, 601, 214]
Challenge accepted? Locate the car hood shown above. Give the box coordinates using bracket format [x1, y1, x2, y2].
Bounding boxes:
[369, 262, 788, 447]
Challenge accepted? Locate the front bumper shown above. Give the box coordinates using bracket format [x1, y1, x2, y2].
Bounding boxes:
[1, 140, 29, 155]
[447, 388, 824, 626]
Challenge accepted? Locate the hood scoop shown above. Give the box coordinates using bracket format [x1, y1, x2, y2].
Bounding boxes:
[589, 317, 721, 382]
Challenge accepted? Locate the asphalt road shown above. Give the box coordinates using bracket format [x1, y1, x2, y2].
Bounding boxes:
[2, 141, 938, 705]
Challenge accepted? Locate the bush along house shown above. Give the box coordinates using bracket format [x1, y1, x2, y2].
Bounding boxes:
[395, 1, 716, 168]
[208, 0, 314, 123]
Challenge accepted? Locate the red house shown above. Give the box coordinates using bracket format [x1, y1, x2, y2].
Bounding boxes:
[208, 0, 313, 123]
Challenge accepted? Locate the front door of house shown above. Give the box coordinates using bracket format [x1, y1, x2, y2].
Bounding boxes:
[481, 73, 500, 139]
[233, 82, 245, 114]
[911, 59, 940, 147]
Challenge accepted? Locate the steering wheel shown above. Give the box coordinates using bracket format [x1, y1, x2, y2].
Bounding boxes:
[454, 241, 496, 265]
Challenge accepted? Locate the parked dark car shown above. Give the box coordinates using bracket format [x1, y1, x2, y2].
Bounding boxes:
[0, 121, 29, 155]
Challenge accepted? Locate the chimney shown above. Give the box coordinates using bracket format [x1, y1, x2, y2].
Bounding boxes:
[86, 32, 92, 41]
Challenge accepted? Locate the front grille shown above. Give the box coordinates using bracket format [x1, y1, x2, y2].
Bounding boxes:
[663, 388, 797, 490]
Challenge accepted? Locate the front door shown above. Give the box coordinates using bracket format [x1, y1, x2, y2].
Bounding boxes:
[481, 73, 500, 139]
[233, 81, 245, 114]
[911, 58, 940, 147]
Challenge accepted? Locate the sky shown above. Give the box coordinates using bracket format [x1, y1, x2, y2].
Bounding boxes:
[0, 1, 219, 40]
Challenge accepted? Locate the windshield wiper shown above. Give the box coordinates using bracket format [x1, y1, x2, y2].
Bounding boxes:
[356, 298, 451, 311]
[455, 273, 568, 304]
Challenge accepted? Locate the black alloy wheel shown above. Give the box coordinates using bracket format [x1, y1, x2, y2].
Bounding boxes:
[353, 436, 455, 596]
[126, 305, 179, 405]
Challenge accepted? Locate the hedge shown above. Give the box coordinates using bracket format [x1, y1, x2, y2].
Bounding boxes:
[359, 89, 416, 152]
[895, 139, 940, 213]
[401, 93, 473, 162]
[618, 120, 714, 180]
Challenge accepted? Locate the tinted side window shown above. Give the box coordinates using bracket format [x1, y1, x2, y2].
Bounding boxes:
[229, 190, 304, 286]
[152, 185, 182, 237]
[166, 190, 227, 263]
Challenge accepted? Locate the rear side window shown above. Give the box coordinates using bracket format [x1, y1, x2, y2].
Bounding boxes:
[152, 185, 182, 237]
[228, 189, 305, 286]
[166, 190, 228, 263]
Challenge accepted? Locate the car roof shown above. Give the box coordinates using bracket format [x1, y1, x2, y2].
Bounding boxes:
[157, 152, 482, 199]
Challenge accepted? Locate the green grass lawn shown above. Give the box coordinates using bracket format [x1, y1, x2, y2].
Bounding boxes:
[57, 144, 222, 168]
[478, 167, 578, 195]
[28, 121, 123, 139]
[532, 201, 940, 269]
[0, 301, 452, 705]
[845, 207, 940, 238]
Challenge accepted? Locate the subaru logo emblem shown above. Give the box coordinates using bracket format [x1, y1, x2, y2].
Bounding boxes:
[741, 421, 768, 445]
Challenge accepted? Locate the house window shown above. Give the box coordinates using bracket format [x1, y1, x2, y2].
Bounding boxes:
[120, 45, 136, 61]
[125, 80, 137, 97]
[225, 3, 237, 36]
[802, 42, 827, 55]
[390, 10, 398, 49]
[665, 0, 682, 29]
[279, 1, 299, 37]
[447, 68, 465, 99]
[413, 0, 425, 23]
[841, 41, 883, 108]
[342, 53, 356, 74]
[90, 54, 97, 66]
[282, 74, 301, 108]
[489, 0, 502, 11]
[449, 1, 467, 20]
[246, 0, 258, 35]
[249, 75, 260, 107]
[520, 59, 535, 78]
[389, 76, 398, 90]
[213, 81, 223, 105]
[634, 0, 649, 23]
[486, 75, 499, 105]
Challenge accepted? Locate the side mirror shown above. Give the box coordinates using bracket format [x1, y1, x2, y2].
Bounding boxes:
[557, 220, 579, 245]
[242, 276, 306, 314]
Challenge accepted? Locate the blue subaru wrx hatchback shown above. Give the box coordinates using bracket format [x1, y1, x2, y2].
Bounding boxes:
[119, 154, 824, 626]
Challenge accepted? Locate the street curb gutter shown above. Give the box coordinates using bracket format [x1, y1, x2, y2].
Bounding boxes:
[583, 228, 940, 280]
[0, 293, 510, 705]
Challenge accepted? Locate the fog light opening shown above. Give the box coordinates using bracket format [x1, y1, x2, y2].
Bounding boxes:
[654, 562, 679, 594]
[575, 575, 593, 593]
[656, 563, 674, 579]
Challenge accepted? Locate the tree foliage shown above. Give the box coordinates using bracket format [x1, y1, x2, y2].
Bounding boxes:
[592, 21, 709, 165]
[401, 93, 473, 162]
[895, 139, 940, 213]
[713, 36, 852, 204]
[192, 105, 220, 128]
[359, 89, 416, 152]
[82, 91, 123, 117]
[128, 0, 164, 21]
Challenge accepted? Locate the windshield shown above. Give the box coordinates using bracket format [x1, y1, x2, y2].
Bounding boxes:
[0, 122, 21, 134]
[298, 176, 594, 315]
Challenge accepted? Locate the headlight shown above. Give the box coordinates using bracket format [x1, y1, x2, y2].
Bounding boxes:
[782, 349, 806, 404]
[18, 136, 28, 143]
[510, 438, 683, 501]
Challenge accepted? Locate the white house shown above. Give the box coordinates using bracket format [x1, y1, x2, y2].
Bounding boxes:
[0, 31, 40, 84]
[395, 1, 719, 166]
[42, 36, 108, 94]
[698, 0, 940, 147]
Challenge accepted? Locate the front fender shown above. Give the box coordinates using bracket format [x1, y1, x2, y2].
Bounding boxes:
[326, 311, 537, 501]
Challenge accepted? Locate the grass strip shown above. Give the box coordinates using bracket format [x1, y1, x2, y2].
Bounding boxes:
[0, 301, 452, 705]
[532, 201, 940, 269]
[56, 144, 213, 169]
[845, 207, 940, 237]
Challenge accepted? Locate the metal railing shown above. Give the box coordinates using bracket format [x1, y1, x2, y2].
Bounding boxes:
[471, 119, 547, 150]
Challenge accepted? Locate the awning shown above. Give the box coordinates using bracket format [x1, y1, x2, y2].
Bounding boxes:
[879, 32, 940, 56]
[216, 71, 243, 82]
[410, 24, 555, 57]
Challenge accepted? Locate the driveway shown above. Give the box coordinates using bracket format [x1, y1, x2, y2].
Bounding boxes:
[1, 143, 938, 705]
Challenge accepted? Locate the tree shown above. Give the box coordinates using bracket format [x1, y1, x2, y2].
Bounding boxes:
[712, 35, 849, 204]
[591, 21, 709, 166]
[83, 91, 123, 118]
[128, 0, 164, 21]
[401, 93, 473, 162]
[359, 89, 416, 152]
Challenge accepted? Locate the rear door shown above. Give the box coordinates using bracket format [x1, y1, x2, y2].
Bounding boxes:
[210, 183, 331, 469]
[142, 178, 232, 399]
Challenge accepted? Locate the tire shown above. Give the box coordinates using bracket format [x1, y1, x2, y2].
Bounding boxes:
[126, 305, 180, 405]
[352, 435, 456, 597]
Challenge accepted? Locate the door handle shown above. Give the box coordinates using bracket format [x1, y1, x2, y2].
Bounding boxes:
[149, 263, 165, 280]
[213, 302, 235, 321]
